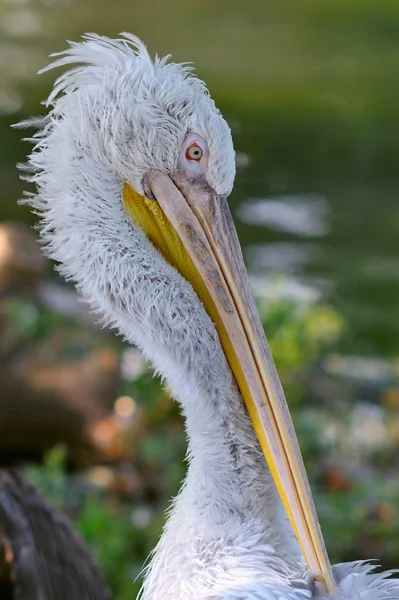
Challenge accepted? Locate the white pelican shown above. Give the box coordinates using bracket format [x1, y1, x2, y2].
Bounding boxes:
[18, 33, 398, 599]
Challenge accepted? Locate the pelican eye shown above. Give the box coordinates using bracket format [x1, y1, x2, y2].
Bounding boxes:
[185, 143, 203, 161]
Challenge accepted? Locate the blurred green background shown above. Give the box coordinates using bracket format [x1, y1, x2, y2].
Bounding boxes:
[1, 1, 399, 598]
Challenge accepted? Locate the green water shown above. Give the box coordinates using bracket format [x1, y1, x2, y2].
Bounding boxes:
[1, 0, 399, 358]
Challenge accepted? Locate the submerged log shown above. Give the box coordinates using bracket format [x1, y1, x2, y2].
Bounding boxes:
[0, 469, 111, 600]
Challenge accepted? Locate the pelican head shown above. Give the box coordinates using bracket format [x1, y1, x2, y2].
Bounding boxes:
[44, 35, 235, 198]
[18, 33, 399, 600]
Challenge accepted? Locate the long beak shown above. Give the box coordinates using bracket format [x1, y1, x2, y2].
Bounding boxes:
[124, 171, 336, 593]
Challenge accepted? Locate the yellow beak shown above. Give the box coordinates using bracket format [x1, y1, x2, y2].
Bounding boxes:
[123, 171, 336, 593]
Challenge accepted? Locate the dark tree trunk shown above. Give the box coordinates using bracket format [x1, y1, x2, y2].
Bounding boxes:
[0, 469, 111, 600]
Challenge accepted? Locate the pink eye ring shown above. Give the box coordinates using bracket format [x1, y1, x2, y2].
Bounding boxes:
[185, 142, 203, 161]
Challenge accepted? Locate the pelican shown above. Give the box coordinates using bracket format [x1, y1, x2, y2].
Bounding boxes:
[17, 33, 398, 599]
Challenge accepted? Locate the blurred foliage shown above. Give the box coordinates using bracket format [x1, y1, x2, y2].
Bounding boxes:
[4, 296, 110, 355]
[315, 478, 399, 563]
[27, 445, 69, 509]
[4, 298, 41, 339]
[260, 296, 344, 406]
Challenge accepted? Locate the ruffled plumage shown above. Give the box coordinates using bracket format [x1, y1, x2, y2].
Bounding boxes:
[16, 33, 399, 600]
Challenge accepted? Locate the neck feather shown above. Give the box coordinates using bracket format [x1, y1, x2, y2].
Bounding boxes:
[23, 124, 301, 596]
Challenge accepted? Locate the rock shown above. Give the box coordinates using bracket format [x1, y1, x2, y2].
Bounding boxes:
[0, 349, 121, 465]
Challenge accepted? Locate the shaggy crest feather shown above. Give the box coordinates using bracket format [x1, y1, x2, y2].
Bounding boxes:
[18, 33, 399, 599]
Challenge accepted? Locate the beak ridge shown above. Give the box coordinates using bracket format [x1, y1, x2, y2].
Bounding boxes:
[126, 170, 336, 593]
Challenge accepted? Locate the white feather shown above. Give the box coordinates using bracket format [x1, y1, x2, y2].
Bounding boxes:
[17, 33, 399, 599]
